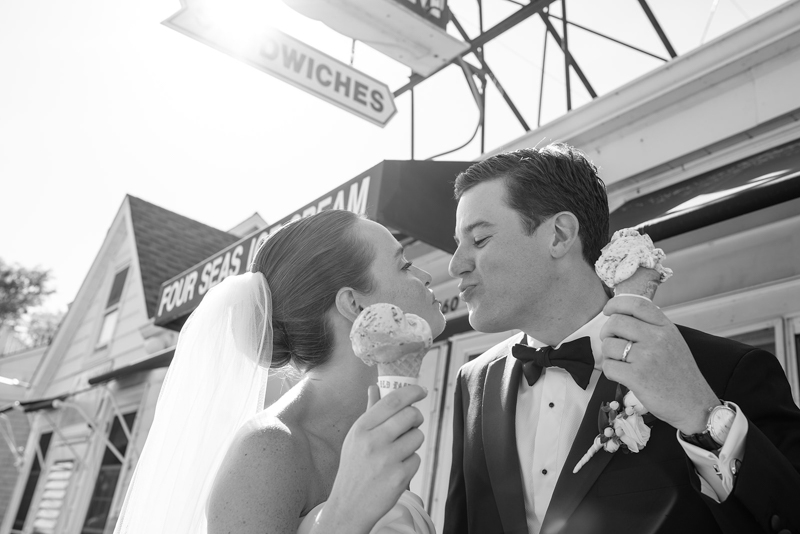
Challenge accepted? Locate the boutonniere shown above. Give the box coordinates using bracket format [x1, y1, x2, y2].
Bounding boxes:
[573, 385, 655, 473]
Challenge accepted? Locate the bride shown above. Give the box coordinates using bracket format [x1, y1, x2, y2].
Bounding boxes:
[114, 209, 445, 533]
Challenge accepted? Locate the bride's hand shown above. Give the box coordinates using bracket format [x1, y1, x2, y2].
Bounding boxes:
[321, 385, 427, 533]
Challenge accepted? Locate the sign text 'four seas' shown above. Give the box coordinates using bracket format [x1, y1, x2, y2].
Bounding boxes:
[156, 177, 371, 322]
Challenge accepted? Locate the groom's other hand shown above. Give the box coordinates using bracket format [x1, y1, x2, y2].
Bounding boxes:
[599, 296, 720, 435]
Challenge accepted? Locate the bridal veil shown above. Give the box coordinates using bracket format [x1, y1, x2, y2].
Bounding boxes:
[114, 272, 272, 533]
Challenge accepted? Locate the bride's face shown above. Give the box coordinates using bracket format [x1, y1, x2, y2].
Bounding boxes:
[355, 219, 446, 338]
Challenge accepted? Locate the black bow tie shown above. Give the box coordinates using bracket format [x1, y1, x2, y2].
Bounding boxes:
[511, 336, 594, 389]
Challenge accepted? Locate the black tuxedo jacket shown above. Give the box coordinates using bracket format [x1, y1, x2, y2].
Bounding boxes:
[443, 326, 800, 534]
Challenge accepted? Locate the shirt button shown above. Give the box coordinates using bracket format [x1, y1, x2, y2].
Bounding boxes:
[549, 402, 554, 408]
[541, 469, 548, 475]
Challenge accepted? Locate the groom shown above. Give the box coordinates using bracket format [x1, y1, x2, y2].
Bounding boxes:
[443, 144, 800, 534]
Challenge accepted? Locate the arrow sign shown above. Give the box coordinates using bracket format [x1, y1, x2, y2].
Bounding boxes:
[163, 2, 398, 127]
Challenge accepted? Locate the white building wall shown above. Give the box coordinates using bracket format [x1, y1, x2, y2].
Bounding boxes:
[491, 1, 800, 201]
[0, 200, 158, 534]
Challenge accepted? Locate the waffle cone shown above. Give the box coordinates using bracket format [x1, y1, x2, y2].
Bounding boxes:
[377, 350, 425, 378]
[614, 268, 662, 300]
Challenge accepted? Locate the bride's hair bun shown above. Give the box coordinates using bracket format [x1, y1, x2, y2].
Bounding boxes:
[251, 210, 375, 371]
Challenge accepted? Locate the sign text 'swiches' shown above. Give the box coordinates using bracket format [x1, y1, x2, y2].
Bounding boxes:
[163, 8, 397, 127]
[156, 177, 371, 325]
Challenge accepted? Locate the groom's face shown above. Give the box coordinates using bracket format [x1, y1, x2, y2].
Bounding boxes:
[449, 179, 555, 334]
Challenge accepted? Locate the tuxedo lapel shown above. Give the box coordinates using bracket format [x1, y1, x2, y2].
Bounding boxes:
[482, 337, 528, 533]
[540, 373, 618, 534]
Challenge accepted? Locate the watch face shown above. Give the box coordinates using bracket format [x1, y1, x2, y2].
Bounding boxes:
[710, 405, 735, 443]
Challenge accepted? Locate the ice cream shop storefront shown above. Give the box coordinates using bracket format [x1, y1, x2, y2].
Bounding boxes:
[154, 141, 800, 532]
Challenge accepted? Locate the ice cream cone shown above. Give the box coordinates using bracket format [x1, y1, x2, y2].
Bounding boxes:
[595, 228, 673, 298]
[350, 303, 433, 399]
[613, 267, 662, 300]
[377, 351, 426, 398]
[377, 350, 425, 378]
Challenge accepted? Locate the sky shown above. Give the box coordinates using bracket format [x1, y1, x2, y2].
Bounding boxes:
[0, 0, 787, 313]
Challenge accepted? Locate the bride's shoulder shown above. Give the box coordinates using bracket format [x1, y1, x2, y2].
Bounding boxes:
[231, 410, 313, 471]
[209, 412, 313, 529]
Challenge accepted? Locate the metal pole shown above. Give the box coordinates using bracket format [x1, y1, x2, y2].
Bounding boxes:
[42, 411, 86, 467]
[0, 414, 22, 463]
[561, 0, 571, 111]
[538, 16, 548, 127]
[638, 0, 677, 58]
[480, 77, 486, 154]
[54, 401, 126, 464]
[35, 439, 45, 469]
[102, 385, 132, 442]
[450, 14, 530, 131]
[394, 0, 557, 97]
[411, 88, 415, 160]
[478, 0, 485, 153]
[546, 14, 668, 61]
[539, 13, 597, 98]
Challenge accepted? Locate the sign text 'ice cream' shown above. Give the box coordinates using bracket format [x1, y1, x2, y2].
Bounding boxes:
[156, 176, 373, 325]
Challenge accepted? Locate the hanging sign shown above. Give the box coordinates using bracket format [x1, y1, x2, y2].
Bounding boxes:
[163, 4, 397, 127]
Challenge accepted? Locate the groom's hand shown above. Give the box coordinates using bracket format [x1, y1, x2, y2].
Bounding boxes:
[325, 385, 427, 533]
[599, 296, 719, 435]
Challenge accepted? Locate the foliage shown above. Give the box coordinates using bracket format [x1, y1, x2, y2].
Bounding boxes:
[0, 257, 54, 329]
[17, 310, 65, 347]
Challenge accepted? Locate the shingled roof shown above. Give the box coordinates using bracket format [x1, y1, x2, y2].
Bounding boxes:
[127, 195, 238, 318]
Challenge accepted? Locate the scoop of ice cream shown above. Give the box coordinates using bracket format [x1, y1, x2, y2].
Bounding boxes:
[350, 303, 432, 372]
[595, 229, 673, 293]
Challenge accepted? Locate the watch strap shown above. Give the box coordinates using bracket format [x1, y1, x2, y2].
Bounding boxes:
[680, 428, 720, 450]
[680, 401, 733, 451]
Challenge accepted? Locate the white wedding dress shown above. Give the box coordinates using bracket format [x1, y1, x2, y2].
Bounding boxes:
[296, 491, 435, 534]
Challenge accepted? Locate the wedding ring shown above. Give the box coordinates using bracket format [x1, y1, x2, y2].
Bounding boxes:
[621, 340, 633, 363]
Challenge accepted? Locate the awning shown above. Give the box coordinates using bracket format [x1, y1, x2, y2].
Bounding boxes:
[154, 159, 472, 330]
[611, 139, 800, 241]
[87, 348, 175, 386]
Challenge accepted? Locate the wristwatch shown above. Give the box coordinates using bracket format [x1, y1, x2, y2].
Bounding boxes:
[680, 401, 736, 451]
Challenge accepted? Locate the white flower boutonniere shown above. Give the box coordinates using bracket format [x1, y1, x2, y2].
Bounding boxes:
[573, 388, 654, 473]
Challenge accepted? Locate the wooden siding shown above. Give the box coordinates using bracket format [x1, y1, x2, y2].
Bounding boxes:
[42, 220, 150, 401]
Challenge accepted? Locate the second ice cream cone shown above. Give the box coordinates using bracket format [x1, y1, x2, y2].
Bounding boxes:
[614, 267, 662, 300]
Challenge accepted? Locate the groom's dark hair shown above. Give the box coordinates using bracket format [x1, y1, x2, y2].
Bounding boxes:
[454, 143, 609, 265]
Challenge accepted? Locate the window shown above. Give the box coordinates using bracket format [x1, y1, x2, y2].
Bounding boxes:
[96, 267, 129, 349]
[726, 327, 777, 357]
[81, 412, 136, 534]
[12, 432, 52, 533]
[795, 332, 800, 385]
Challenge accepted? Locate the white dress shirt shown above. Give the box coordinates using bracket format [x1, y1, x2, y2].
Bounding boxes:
[514, 312, 747, 534]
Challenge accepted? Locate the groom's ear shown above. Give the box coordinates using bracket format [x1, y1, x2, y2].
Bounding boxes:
[550, 212, 580, 259]
[335, 287, 364, 322]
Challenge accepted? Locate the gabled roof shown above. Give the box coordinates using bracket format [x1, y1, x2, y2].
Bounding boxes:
[127, 196, 238, 318]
